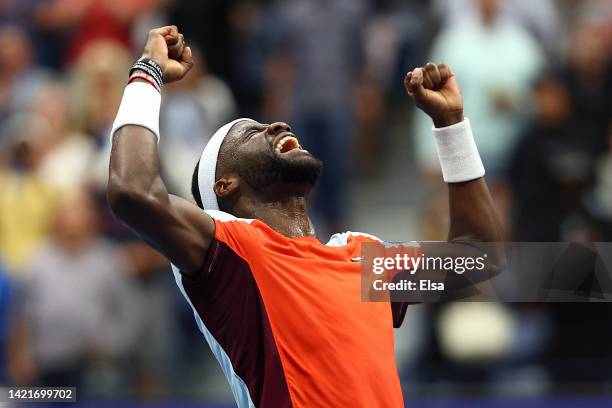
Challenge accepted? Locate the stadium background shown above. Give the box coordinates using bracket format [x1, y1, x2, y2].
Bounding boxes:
[0, 0, 611, 406]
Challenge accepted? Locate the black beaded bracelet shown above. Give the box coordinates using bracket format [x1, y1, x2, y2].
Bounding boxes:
[138, 57, 163, 79]
[129, 58, 164, 90]
[131, 62, 162, 85]
[130, 63, 162, 88]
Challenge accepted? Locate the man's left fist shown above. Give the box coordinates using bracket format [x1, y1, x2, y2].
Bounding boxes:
[404, 63, 464, 128]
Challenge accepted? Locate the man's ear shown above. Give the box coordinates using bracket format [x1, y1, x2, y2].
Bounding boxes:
[213, 175, 240, 199]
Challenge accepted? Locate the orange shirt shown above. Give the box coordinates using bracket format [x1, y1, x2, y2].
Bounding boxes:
[172, 210, 409, 407]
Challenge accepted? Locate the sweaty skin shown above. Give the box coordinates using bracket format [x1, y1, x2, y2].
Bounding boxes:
[107, 26, 502, 281]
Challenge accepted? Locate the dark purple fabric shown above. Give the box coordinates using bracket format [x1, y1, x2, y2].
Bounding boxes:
[391, 302, 408, 328]
[180, 239, 292, 408]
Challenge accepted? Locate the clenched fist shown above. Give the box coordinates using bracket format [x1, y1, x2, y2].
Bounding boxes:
[142, 26, 193, 84]
[404, 63, 464, 128]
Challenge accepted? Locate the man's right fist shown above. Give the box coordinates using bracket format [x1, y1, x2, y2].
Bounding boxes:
[142, 26, 194, 84]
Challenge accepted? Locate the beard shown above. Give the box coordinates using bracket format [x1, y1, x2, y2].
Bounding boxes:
[237, 148, 323, 191]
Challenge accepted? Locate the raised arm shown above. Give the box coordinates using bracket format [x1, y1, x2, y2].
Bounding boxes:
[107, 26, 214, 278]
[404, 63, 503, 287]
[404, 63, 501, 244]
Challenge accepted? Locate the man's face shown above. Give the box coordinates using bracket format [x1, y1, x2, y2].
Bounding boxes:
[220, 119, 323, 191]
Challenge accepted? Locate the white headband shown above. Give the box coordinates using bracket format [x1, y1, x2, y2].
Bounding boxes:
[197, 118, 253, 210]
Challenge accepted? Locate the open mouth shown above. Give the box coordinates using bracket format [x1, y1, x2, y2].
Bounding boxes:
[274, 134, 302, 154]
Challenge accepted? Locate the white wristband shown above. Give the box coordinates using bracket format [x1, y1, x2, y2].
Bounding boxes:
[110, 82, 161, 144]
[433, 118, 485, 183]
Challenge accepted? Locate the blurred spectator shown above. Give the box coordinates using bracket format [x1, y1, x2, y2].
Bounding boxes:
[563, 19, 612, 155]
[161, 47, 237, 199]
[416, 0, 545, 177]
[69, 41, 132, 146]
[0, 25, 50, 122]
[42, 0, 150, 64]
[353, 72, 386, 175]
[130, 0, 170, 53]
[510, 74, 596, 241]
[226, 0, 268, 117]
[67, 41, 133, 194]
[17, 190, 139, 391]
[432, 0, 562, 60]
[266, 0, 369, 237]
[31, 80, 98, 192]
[354, 9, 407, 174]
[0, 113, 58, 274]
[167, 0, 237, 85]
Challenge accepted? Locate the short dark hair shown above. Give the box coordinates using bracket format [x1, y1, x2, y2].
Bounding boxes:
[191, 160, 203, 209]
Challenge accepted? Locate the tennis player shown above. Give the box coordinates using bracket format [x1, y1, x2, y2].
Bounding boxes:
[108, 26, 500, 407]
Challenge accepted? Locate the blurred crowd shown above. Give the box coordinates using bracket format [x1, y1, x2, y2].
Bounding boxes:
[0, 0, 610, 402]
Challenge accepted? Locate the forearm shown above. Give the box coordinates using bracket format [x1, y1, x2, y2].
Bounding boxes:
[431, 116, 500, 243]
[425, 119, 502, 280]
[448, 178, 499, 242]
[109, 124, 167, 203]
[439, 128, 503, 283]
[108, 130, 171, 234]
[416, 179, 502, 292]
[107, 77, 169, 220]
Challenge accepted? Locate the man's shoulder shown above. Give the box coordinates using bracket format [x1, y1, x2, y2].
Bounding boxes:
[204, 211, 270, 257]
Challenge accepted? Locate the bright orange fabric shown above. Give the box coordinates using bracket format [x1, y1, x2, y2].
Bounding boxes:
[213, 218, 406, 408]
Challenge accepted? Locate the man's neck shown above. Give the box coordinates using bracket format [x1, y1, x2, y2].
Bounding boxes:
[237, 195, 316, 238]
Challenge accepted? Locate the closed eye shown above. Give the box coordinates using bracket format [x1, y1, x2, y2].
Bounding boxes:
[244, 125, 266, 141]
